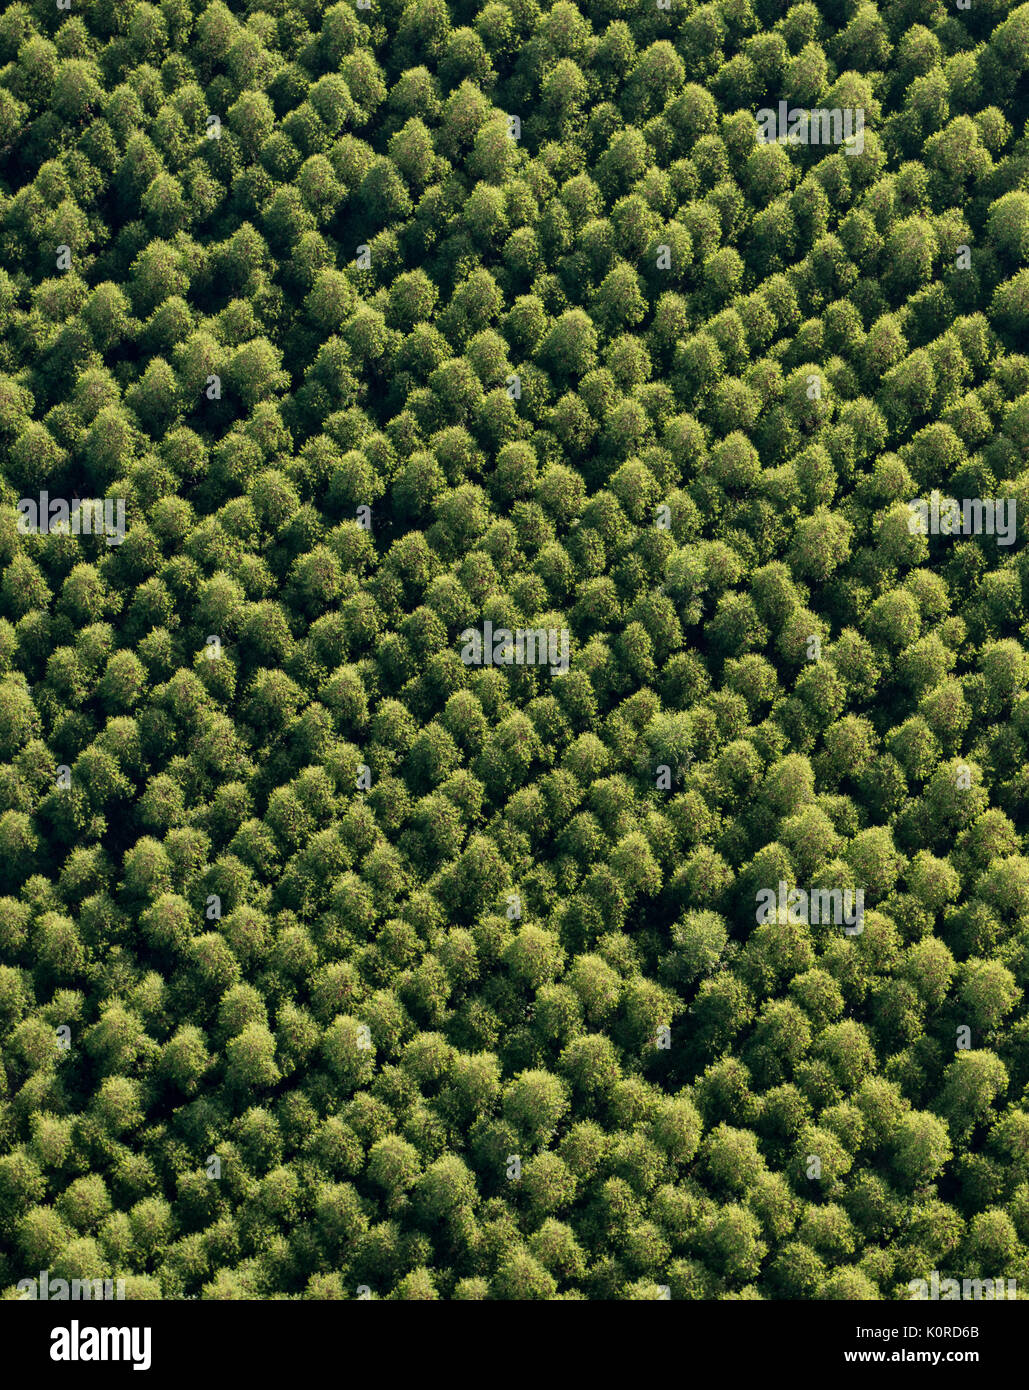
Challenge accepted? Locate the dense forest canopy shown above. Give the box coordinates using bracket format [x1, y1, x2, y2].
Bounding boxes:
[2, 0, 1029, 1301]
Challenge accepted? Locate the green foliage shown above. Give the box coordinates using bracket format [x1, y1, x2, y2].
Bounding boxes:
[0, 0, 1028, 1306]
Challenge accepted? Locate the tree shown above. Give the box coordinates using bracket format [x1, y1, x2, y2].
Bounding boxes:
[892, 1110, 952, 1188]
[938, 1051, 1009, 1138]
[0, 0, 1027, 1312]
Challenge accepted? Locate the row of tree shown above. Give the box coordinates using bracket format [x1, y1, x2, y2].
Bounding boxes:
[2, 0, 1029, 1298]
